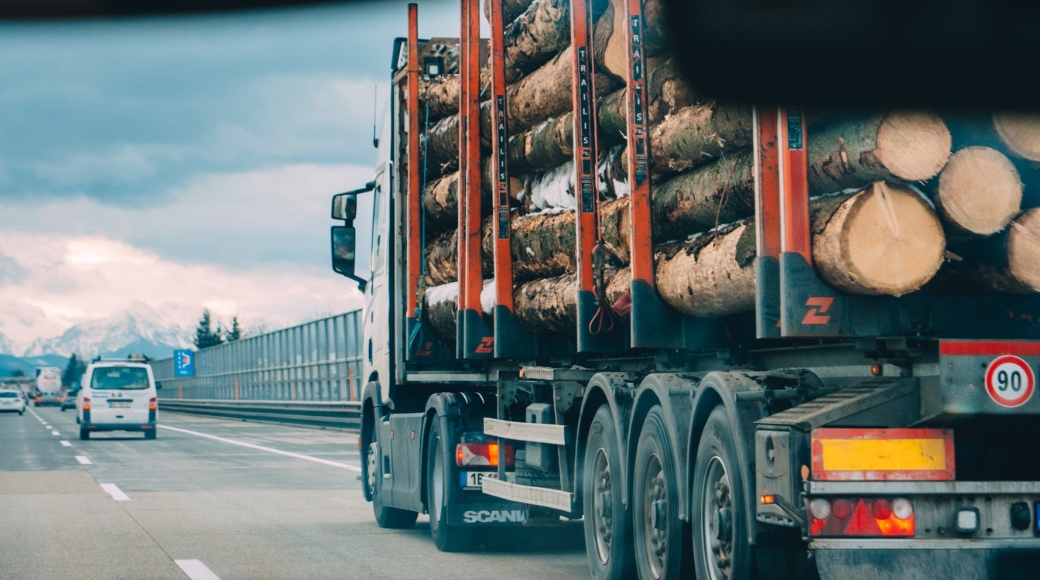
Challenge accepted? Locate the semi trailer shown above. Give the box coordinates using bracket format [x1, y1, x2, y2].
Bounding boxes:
[329, 2, 1040, 578]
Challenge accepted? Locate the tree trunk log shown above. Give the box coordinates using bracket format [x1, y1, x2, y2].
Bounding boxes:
[651, 152, 756, 242]
[484, 0, 536, 27]
[594, 0, 669, 80]
[808, 112, 952, 192]
[502, 0, 570, 84]
[424, 282, 460, 342]
[645, 102, 754, 179]
[420, 76, 460, 122]
[992, 113, 1040, 162]
[423, 161, 524, 233]
[521, 145, 629, 212]
[942, 209, 1040, 293]
[926, 146, 1022, 236]
[812, 182, 945, 296]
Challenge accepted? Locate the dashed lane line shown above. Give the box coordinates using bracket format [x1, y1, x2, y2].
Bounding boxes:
[158, 424, 362, 472]
[60, 440, 71, 447]
[175, 559, 221, 580]
[99, 483, 130, 501]
[75, 456, 92, 465]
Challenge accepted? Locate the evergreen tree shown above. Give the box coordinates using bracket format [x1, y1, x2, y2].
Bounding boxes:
[62, 354, 87, 387]
[226, 316, 242, 342]
[193, 309, 225, 349]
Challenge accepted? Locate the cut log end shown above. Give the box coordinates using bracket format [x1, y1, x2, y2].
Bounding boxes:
[815, 182, 945, 296]
[1007, 209, 1040, 292]
[875, 111, 952, 182]
[935, 146, 1022, 236]
[993, 112, 1040, 162]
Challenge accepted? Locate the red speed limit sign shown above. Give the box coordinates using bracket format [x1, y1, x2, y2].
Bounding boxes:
[985, 355, 1036, 408]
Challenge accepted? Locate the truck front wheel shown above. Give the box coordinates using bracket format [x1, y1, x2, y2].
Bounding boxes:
[633, 407, 689, 580]
[367, 439, 418, 529]
[583, 405, 636, 580]
[427, 421, 478, 552]
[692, 405, 751, 580]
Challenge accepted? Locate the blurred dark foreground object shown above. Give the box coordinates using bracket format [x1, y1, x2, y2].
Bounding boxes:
[4, 0, 1040, 111]
[662, 0, 1040, 111]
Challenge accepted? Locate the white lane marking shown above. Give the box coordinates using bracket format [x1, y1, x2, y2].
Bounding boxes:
[75, 456, 92, 465]
[61, 441, 72, 447]
[159, 424, 362, 472]
[52, 431, 60, 436]
[100, 483, 130, 501]
[174, 559, 221, 580]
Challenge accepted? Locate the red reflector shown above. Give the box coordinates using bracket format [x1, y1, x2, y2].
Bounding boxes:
[455, 442, 514, 467]
[831, 499, 854, 520]
[871, 499, 893, 520]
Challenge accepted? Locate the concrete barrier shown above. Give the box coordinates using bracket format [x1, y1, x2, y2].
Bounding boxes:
[158, 399, 361, 431]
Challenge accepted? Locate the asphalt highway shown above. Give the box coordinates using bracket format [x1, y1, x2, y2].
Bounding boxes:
[0, 405, 587, 580]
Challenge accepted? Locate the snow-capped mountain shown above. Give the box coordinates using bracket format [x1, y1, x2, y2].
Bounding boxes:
[0, 301, 65, 356]
[23, 301, 194, 359]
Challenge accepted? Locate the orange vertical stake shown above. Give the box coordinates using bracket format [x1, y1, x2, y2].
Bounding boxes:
[624, 0, 652, 289]
[456, 0, 469, 315]
[779, 107, 812, 266]
[489, 0, 514, 312]
[754, 105, 782, 260]
[570, 0, 600, 311]
[462, 0, 483, 315]
[406, 4, 421, 323]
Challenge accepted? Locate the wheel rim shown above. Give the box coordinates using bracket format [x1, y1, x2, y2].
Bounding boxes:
[702, 455, 733, 580]
[591, 447, 613, 565]
[366, 442, 379, 497]
[642, 452, 667, 578]
[431, 437, 444, 525]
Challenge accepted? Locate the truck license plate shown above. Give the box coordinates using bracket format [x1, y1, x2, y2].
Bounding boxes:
[460, 471, 499, 489]
[109, 401, 132, 409]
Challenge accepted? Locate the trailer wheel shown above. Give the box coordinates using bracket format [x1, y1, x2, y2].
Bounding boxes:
[427, 420, 478, 552]
[633, 407, 689, 580]
[366, 438, 418, 529]
[692, 405, 751, 580]
[583, 405, 636, 580]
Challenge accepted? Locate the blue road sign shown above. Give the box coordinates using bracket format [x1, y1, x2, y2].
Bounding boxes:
[174, 349, 195, 377]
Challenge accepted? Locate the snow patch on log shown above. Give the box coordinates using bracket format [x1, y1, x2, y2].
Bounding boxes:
[426, 282, 459, 306]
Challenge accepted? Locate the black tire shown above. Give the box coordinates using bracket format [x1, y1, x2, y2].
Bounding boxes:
[145, 430, 157, 440]
[692, 405, 752, 580]
[583, 405, 636, 580]
[365, 434, 417, 529]
[19, 410, 24, 416]
[426, 420, 479, 552]
[633, 407, 690, 580]
[79, 428, 90, 440]
[61, 407, 65, 412]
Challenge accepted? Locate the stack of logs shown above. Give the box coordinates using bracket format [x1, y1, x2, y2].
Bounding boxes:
[417, 0, 1040, 342]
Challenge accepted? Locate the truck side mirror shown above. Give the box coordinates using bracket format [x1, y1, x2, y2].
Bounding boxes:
[331, 226, 368, 292]
[331, 193, 358, 221]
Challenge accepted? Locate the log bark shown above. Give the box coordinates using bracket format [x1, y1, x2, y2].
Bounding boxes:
[812, 182, 945, 296]
[484, 0, 536, 26]
[501, 0, 570, 84]
[424, 282, 460, 342]
[651, 152, 756, 242]
[423, 160, 524, 233]
[942, 209, 1040, 293]
[927, 146, 1022, 236]
[645, 102, 754, 179]
[420, 76, 460, 121]
[808, 112, 952, 192]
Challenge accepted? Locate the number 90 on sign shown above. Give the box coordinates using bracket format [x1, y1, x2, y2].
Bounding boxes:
[985, 355, 1036, 408]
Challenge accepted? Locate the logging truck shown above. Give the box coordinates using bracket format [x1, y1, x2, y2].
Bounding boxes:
[329, 1, 1040, 578]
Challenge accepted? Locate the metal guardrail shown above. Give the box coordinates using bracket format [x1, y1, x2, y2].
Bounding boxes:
[159, 399, 361, 431]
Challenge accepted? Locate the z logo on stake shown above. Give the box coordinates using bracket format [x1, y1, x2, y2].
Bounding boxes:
[802, 297, 835, 325]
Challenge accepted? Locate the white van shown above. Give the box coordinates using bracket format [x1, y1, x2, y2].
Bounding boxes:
[77, 360, 158, 440]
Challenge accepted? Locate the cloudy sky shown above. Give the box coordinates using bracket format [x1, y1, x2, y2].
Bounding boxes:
[0, 1, 458, 353]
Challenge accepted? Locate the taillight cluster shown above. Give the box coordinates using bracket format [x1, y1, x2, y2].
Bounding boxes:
[149, 398, 157, 410]
[809, 497, 914, 537]
[82, 397, 91, 410]
[456, 442, 514, 467]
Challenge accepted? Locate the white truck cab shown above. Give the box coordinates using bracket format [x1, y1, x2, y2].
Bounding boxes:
[77, 360, 158, 440]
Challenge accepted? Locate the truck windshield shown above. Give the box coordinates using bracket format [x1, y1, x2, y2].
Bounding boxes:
[90, 367, 151, 390]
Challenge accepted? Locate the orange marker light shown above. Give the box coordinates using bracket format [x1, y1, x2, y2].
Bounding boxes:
[761, 494, 776, 505]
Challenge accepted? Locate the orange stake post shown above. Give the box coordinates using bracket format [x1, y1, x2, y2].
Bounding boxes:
[779, 107, 811, 265]
[753, 105, 782, 338]
[406, 4, 421, 339]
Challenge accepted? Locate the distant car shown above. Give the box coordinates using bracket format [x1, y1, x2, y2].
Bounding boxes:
[61, 389, 79, 411]
[0, 389, 26, 415]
